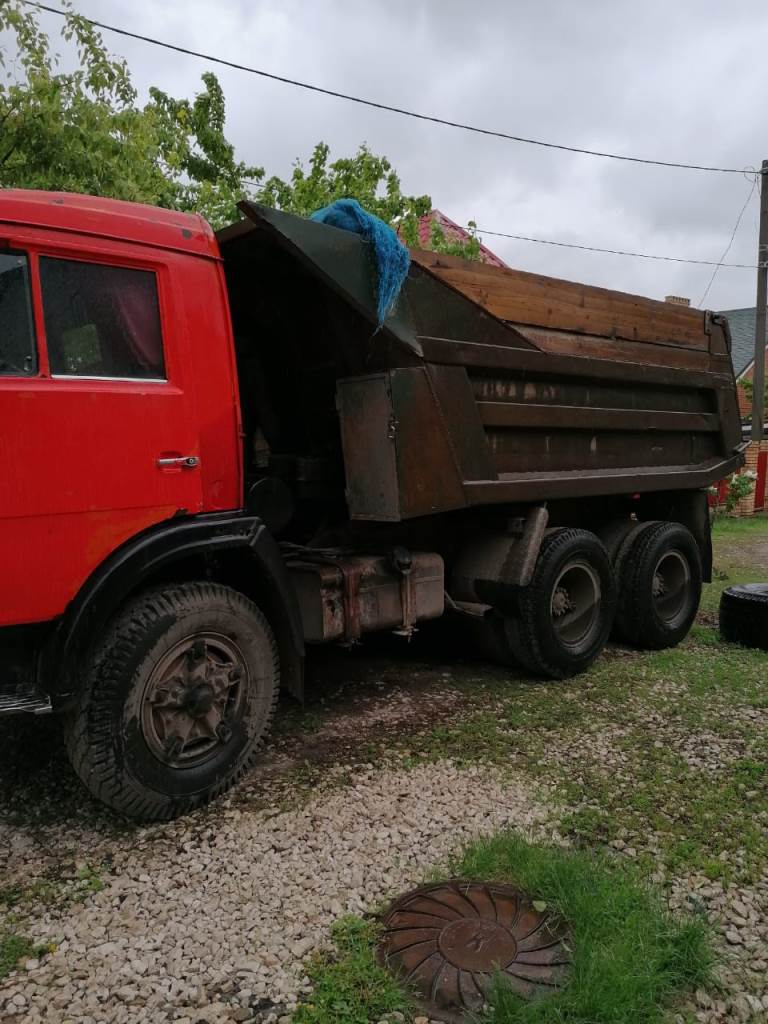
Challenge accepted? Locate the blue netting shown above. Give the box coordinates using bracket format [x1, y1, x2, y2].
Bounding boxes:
[310, 199, 410, 326]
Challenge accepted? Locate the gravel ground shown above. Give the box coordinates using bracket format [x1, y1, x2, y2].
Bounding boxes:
[2, 520, 767, 1023]
[0, 757, 552, 1023]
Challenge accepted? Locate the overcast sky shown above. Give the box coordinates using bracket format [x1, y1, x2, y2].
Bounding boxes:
[16, 0, 768, 309]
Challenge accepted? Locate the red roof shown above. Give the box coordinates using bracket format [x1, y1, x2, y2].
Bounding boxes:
[416, 210, 508, 267]
[0, 189, 219, 259]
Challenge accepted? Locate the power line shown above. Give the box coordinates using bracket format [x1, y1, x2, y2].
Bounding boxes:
[243, 180, 758, 268]
[23, 0, 751, 175]
[697, 172, 760, 307]
[16, 2, 762, 272]
[474, 228, 759, 268]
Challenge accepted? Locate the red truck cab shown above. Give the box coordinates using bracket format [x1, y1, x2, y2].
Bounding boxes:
[1, 192, 312, 819]
[1, 190, 242, 628]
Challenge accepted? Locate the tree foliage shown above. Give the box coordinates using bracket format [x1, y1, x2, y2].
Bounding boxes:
[740, 376, 768, 422]
[0, 0, 260, 225]
[0, 0, 484, 259]
[255, 141, 430, 239]
[254, 141, 483, 258]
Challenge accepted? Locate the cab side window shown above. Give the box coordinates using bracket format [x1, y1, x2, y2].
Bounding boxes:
[0, 252, 37, 376]
[40, 257, 165, 380]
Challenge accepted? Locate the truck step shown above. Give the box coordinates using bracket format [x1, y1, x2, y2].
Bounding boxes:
[0, 692, 52, 716]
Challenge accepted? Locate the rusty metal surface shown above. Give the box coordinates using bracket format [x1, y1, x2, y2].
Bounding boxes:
[285, 552, 444, 643]
[235, 201, 423, 355]
[335, 374, 400, 521]
[141, 633, 246, 768]
[337, 369, 468, 521]
[379, 880, 570, 1023]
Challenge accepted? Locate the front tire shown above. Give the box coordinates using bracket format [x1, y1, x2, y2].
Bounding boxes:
[63, 582, 279, 820]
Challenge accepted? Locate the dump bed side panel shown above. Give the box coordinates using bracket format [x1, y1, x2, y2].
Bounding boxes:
[410, 249, 710, 350]
[338, 342, 743, 519]
[225, 205, 744, 522]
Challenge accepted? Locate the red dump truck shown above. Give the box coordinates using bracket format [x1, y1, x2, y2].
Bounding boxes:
[0, 191, 744, 818]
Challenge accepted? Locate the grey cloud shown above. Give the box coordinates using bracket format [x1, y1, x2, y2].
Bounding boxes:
[24, 0, 768, 307]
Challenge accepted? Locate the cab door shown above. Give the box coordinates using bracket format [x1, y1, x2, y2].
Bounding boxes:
[0, 241, 203, 626]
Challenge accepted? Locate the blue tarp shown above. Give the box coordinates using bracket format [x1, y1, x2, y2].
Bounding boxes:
[310, 199, 410, 326]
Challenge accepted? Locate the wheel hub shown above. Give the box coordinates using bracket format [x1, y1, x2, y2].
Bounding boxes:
[651, 550, 691, 626]
[185, 682, 216, 718]
[550, 560, 601, 648]
[141, 633, 247, 768]
[552, 586, 573, 617]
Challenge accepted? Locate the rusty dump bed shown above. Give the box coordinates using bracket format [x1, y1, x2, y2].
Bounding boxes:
[220, 203, 744, 522]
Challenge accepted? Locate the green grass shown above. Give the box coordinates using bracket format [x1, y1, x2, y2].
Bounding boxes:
[455, 834, 712, 1023]
[0, 864, 105, 916]
[0, 931, 49, 980]
[560, 746, 768, 883]
[292, 917, 413, 1024]
[293, 837, 712, 1024]
[710, 514, 768, 539]
[394, 632, 768, 883]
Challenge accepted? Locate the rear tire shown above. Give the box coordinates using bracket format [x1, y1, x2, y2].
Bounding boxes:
[613, 521, 701, 649]
[474, 529, 616, 679]
[63, 582, 279, 821]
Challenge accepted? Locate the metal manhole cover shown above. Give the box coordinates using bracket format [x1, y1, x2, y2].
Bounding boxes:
[379, 880, 571, 1023]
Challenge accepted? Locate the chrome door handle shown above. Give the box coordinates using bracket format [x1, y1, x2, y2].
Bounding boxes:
[157, 455, 199, 469]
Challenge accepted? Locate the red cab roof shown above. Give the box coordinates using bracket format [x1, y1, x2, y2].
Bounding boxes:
[0, 189, 220, 259]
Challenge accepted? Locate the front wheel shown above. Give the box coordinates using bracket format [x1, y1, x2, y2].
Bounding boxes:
[63, 582, 279, 820]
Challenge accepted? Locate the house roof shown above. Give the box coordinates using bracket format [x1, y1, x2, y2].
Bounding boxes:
[718, 306, 766, 377]
[416, 210, 508, 268]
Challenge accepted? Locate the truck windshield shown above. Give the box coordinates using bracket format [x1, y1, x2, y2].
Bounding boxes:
[0, 252, 37, 376]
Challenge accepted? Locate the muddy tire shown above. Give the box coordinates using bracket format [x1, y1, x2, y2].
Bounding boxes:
[63, 583, 279, 821]
[474, 529, 615, 679]
[719, 584, 768, 650]
[613, 521, 701, 649]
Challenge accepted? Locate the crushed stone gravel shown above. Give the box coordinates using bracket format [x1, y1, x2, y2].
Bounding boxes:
[0, 761, 553, 1023]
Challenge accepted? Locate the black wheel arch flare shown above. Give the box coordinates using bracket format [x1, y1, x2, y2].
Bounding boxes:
[43, 512, 305, 709]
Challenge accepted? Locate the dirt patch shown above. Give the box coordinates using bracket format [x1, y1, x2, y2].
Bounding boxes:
[712, 516, 768, 573]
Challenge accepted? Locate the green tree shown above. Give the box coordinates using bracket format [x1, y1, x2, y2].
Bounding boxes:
[0, 0, 484, 258]
[0, 0, 261, 225]
[255, 141, 484, 259]
[255, 140, 430, 238]
[740, 377, 768, 423]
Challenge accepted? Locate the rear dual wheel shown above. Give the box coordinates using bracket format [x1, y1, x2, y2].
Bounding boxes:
[469, 520, 701, 678]
[478, 528, 616, 679]
[612, 521, 702, 649]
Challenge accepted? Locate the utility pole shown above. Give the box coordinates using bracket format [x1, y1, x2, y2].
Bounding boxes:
[752, 159, 768, 442]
